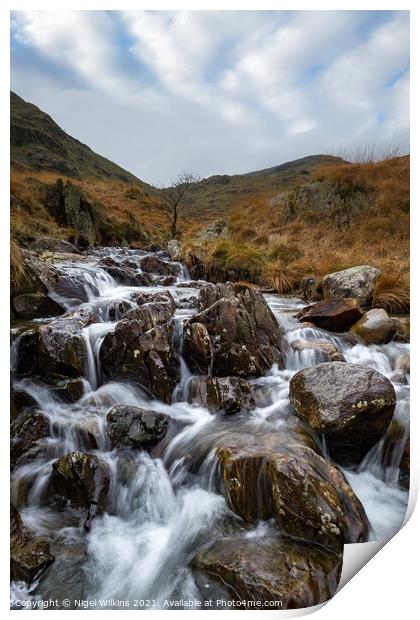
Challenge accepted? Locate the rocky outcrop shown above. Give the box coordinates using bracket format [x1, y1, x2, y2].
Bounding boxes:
[197, 282, 236, 311]
[289, 362, 396, 465]
[98, 256, 153, 286]
[302, 276, 323, 301]
[11, 505, 54, 582]
[49, 452, 110, 530]
[350, 308, 396, 344]
[139, 254, 181, 276]
[184, 284, 282, 378]
[296, 298, 364, 332]
[107, 405, 169, 449]
[38, 308, 94, 377]
[186, 376, 255, 414]
[29, 236, 81, 254]
[167, 239, 182, 261]
[101, 319, 179, 403]
[194, 535, 342, 609]
[217, 435, 368, 551]
[322, 266, 381, 307]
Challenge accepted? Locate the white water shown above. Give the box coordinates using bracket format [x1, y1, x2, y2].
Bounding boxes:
[11, 249, 410, 606]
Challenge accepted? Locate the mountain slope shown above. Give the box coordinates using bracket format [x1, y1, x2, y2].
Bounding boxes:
[11, 91, 144, 185]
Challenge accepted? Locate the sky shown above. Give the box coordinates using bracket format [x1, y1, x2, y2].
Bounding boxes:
[10, 10, 409, 184]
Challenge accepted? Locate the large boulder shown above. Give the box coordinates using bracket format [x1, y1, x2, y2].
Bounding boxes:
[322, 266, 380, 307]
[302, 276, 323, 301]
[350, 308, 396, 344]
[29, 236, 81, 255]
[49, 452, 110, 530]
[98, 256, 153, 286]
[392, 317, 410, 343]
[100, 320, 179, 403]
[11, 505, 54, 583]
[38, 308, 94, 377]
[194, 535, 342, 609]
[11, 410, 49, 469]
[184, 284, 282, 378]
[289, 362, 396, 465]
[289, 339, 345, 363]
[139, 254, 180, 276]
[296, 298, 364, 332]
[106, 405, 169, 449]
[185, 376, 255, 414]
[218, 439, 368, 552]
[197, 283, 236, 311]
[167, 239, 182, 261]
[12, 292, 65, 319]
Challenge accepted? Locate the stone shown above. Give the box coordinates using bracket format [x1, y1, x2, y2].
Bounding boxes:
[185, 376, 255, 414]
[167, 239, 182, 261]
[12, 293, 66, 319]
[322, 265, 381, 307]
[289, 362, 396, 465]
[392, 317, 410, 342]
[106, 405, 169, 448]
[11, 505, 54, 583]
[289, 339, 345, 362]
[11, 410, 49, 469]
[139, 254, 180, 276]
[296, 298, 364, 332]
[29, 236, 81, 254]
[350, 308, 396, 344]
[194, 535, 342, 609]
[302, 276, 323, 301]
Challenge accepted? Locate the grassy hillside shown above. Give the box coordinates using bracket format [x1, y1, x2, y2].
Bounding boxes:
[182, 156, 409, 310]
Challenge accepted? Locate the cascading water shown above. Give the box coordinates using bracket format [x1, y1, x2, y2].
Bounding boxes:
[10, 248, 410, 608]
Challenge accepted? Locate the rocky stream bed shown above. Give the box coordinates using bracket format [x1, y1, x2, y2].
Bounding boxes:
[10, 245, 409, 610]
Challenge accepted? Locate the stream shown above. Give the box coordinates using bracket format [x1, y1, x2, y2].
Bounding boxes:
[10, 247, 410, 608]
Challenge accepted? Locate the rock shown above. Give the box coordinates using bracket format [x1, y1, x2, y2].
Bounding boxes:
[49, 452, 110, 530]
[197, 283, 236, 311]
[167, 239, 182, 261]
[101, 321, 179, 403]
[176, 280, 209, 289]
[34, 541, 87, 607]
[11, 410, 49, 469]
[196, 219, 227, 241]
[12, 292, 65, 319]
[120, 298, 175, 333]
[107, 405, 169, 448]
[396, 353, 410, 375]
[186, 376, 255, 414]
[139, 254, 180, 276]
[218, 439, 368, 551]
[289, 339, 345, 362]
[43, 375, 85, 402]
[302, 276, 323, 301]
[11, 327, 39, 377]
[11, 505, 54, 583]
[289, 362, 396, 465]
[350, 309, 396, 344]
[392, 317, 410, 342]
[194, 535, 342, 609]
[38, 308, 94, 377]
[10, 389, 37, 420]
[98, 256, 153, 286]
[399, 438, 410, 489]
[184, 285, 282, 378]
[322, 265, 381, 307]
[296, 298, 364, 332]
[29, 236, 81, 254]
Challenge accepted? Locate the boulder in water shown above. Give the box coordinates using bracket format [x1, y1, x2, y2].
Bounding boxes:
[139, 254, 180, 276]
[184, 284, 282, 378]
[289, 339, 345, 362]
[49, 452, 110, 530]
[302, 276, 323, 301]
[322, 265, 380, 307]
[392, 316, 410, 342]
[167, 239, 182, 261]
[296, 298, 364, 332]
[38, 308, 94, 377]
[350, 308, 396, 344]
[289, 362, 396, 465]
[11, 410, 49, 469]
[194, 535, 342, 609]
[11, 504, 54, 583]
[399, 437, 410, 489]
[107, 405, 169, 448]
[101, 321, 179, 403]
[12, 293, 66, 319]
[186, 376, 255, 414]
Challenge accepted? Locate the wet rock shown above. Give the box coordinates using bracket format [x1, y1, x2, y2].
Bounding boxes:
[396, 353, 410, 375]
[120, 298, 175, 334]
[11, 410, 49, 469]
[392, 316, 410, 342]
[11, 327, 39, 377]
[10, 389, 37, 420]
[35, 541, 87, 607]
[289, 339, 345, 362]
[167, 239, 182, 261]
[184, 285, 282, 378]
[101, 321, 179, 403]
[322, 265, 381, 307]
[49, 452, 110, 530]
[399, 437, 410, 489]
[43, 374, 85, 402]
[98, 256, 153, 286]
[194, 535, 342, 609]
[38, 308, 94, 377]
[11, 505, 54, 583]
[186, 376, 255, 414]
[350, 308, 396, 344]
[107, 405, 169, 448]
[176, 280, 209, 289]
[12, 293, 66, 319]
[139, 254, 180, 276]
[302, 276, 323, 301]
[197, 283, 236, 311]
[289, 362, 396, 466]
[296, 298, 364, 332]
[29, 236, 81, 254]
[218, 438, 368, 551]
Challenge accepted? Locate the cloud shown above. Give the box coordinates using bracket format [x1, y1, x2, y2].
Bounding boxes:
[10, 10, 409, 183]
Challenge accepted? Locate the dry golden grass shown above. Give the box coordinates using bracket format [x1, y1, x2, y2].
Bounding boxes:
[10, 238, 31, 292]
[373, 272, 410, 314]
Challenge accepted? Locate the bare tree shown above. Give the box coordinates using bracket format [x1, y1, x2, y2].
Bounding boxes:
[157, 171, 200, 238]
